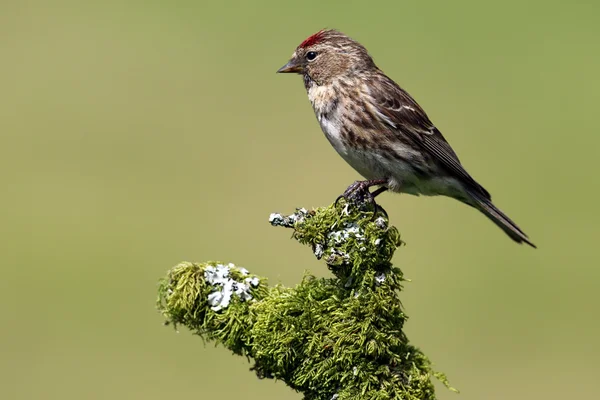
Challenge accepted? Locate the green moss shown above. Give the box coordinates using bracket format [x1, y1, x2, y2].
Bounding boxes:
[157, 200, 456, 399]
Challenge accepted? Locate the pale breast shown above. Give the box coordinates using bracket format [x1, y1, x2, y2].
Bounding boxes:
[308, 83, 415, 184]
[308, 84, 338, 117]
[308, 84, 349, 154]
[306, 81, 464, 198]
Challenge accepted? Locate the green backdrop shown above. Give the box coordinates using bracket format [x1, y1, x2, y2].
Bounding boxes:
[2, 1, 598, 399]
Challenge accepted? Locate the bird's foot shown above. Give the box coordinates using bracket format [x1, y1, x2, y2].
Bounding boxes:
[335, 179, 388, 218]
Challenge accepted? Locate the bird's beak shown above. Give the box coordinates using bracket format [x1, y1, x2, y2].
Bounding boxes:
[277, 58, 303, 74]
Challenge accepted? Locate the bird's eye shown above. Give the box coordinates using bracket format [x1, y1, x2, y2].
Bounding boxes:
[306, 51, 318, 61]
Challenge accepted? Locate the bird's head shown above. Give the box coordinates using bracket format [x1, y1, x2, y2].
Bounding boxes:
[277, 29, 376, 85]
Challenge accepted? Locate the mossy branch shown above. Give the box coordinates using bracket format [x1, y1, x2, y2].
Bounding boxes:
[156, 200, 456, 399]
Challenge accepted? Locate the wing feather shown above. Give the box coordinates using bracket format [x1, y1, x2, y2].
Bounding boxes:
[370, 73, 490, 199]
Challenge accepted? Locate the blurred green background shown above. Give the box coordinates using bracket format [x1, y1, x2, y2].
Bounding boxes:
[3, 0, 599, 399]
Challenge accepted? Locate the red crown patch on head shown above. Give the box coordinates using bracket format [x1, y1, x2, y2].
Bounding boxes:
[299, 29, 328, 48]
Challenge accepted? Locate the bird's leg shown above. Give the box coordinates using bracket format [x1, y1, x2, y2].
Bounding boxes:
[370, 186, 388, 198]
[369, 186, 389, 219]
[336, 179, 388, 216]
[342, 179, 387, 199]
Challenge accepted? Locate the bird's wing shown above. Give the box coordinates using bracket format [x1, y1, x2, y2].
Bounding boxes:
[369, 73, 490, 199]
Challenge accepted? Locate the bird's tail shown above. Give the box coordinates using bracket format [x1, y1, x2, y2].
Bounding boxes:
[465, 190, 536, 248]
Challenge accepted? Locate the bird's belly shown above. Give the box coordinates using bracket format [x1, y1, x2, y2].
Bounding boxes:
[318, 116, 464, 198]
[318, 117, 386, 179]
[318, 117, 418, 187]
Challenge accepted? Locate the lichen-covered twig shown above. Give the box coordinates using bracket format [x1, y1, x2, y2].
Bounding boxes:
[157, 200, 456, 399]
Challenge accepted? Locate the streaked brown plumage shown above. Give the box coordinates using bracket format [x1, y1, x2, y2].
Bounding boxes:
[278, 29, 535, 248]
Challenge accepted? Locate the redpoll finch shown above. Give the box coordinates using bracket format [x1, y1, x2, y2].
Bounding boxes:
[277, 29, 535, 248]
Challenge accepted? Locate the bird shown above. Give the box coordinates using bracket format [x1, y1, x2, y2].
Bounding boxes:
[277, 29, 535, 248]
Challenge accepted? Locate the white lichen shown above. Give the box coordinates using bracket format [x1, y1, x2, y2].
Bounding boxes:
[232, 281, 252, 301]
[204, 263, 259, 311]
[269, 209, 308, 227]
[328, 222, 365, 244]
[269, 213, 284, 224]
[341, 203, 351, 216]
[207, 289, 231, 311]
[245, 277, 260, 287]
[375, 217, 387, 229]
[375, 272, 386, 284]
[314, 243, 324, 259]
[204, 264, 230, 286]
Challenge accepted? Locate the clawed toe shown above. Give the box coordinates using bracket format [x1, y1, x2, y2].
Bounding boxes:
[336, 179, 389, 218]
[344, 181, 371, 202]
[373, 204, 388, 219]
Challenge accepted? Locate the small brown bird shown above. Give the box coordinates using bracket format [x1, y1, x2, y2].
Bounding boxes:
[277, 29, 535, 247]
